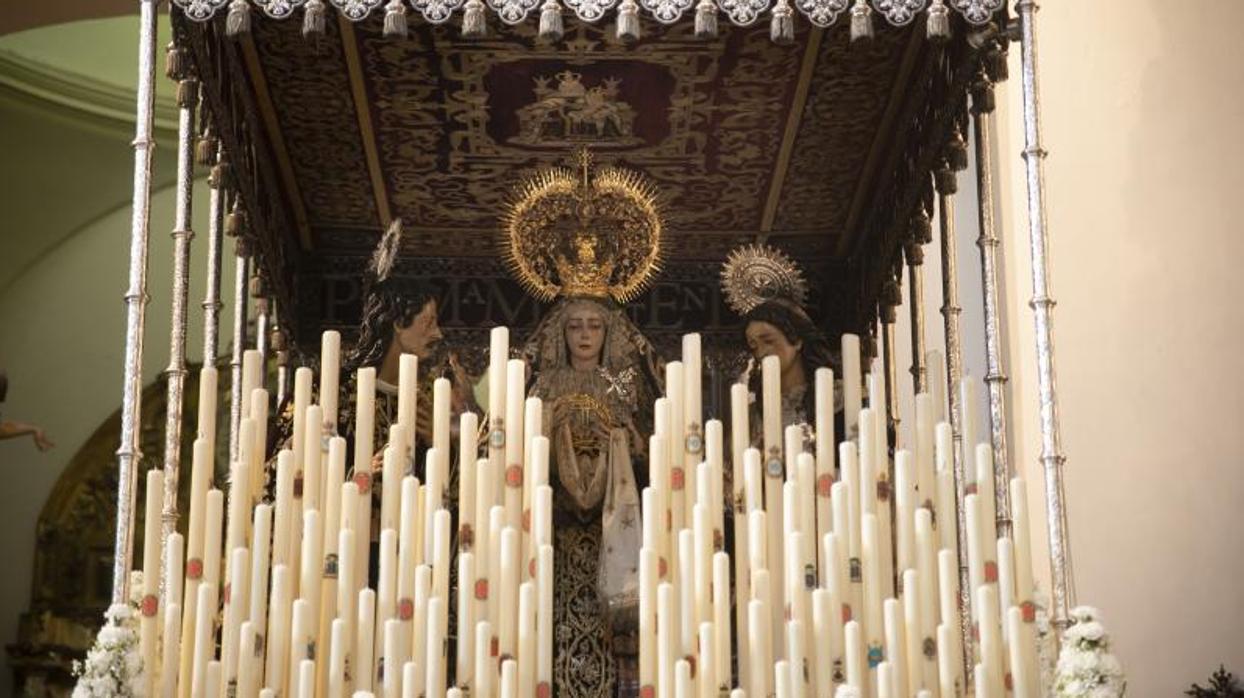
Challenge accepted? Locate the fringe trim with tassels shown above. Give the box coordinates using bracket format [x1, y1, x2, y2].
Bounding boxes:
[769, 0, 793, 44]
[616, 0, 640, 41]
[849, 0, 873, 42]
[539, 0, 565, 42]
[926, 0, 950, 41]
[303, 0, 327, 38]
[226, 0, 252, 38]
[694, 0, 717, 39]
[383, 0, 409, 37]
[176, 79, 199, 109]
[462, 0, 487, 37]
[165, 43, 184, 81]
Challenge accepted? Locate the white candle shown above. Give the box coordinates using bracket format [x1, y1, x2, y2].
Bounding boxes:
[488, 327, 509, 471]
[329, 618, 347, 698]
[658, 583, 675, 698]
[190, 583, 216, 698]
[248, 504, 273, 657]
[522, 398, 542, 556]
[293, 367, 312, 484]
[761, 354, 785, 657]
[398, 353, 418, 438]
[537, 544, 554, 696]
[975, 443, 998, 582]
[861, 515, 883, 664]
[730, 383, 750, 503]
[475, 621, 494, 698]
[876, 662, 894, 698]
[474, 459, 494, 619]
[936, 624, 959, 698]
[459, 413, 479, 553]
[838, 442, 861, 564]
[914, 509, 938, 673]
[796, 453, 816, 577]
[202, 488, 224, 594]
[163, 531, 184, 657]
[376, 528, 399, 658]
[320, 331, 341, 433]
[678, 529, 696, 657]
[976, 585, 1004, 697]
[139, 469, 163, 695]
[288, 598, 313, 698]
[1007, 606, 1037, 698]
[432, 509, 451, 605]
[487, 506, 504, 638]
[504, 359, 526, 532]
[517, 582, 536, 698]
[666, 361, 687, 534]
[998, 537, 1015, 646]
[337, 529, 357, 692]
[925, 351, 946, 423]
[273, 450, 295, 569]
[895, 450, 916, 575]
[914, 394, 936, 509]
[748, 599, 771, 698]
[426, 597, 447, 698]
[699, 622, 718, 698]
[236, 620, 256, 698]
[265, 565, 292, 694]
[964, 495, 985, 620]
[500, 659, 518, 698]
[841, 334, 862, 441]
[810, 590, 833, 697]
[901, 570, 929, 696]
[299, 659, 316, 698]
[814, 368, 835, 573]
[241, 349, 261, 420]
[205, 661, 221, 698]
[222, 546, 250, 693]
[357, 589, 377, 692]
[380, 444, 401, 534]
[683, 335, 703, 482]
[197, 365, 219, 444]
[1010, 478, 1036, 613]
[297, 510, 323, 655]
[160, 602, 181, 698]
[640, 547, 657, 695]
[712, 551, 731, 689]
[883, 598, 909, 698]
[178, 440, 211, 698]
[844, 620, 864, 691]
[499, 527, 519, 661]
[457, 552, 476, 687]
[676, 658, 693, 698]
[433, 376, 452, 487]
[382, 619, 402, 698]
[787, 620, 806, 698]
[410, 566, 431, 696]
[693, 504, 712, 629]
[934, 423, 956, 554]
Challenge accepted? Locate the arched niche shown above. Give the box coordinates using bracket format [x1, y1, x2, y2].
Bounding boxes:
[6, 367, 230, 697]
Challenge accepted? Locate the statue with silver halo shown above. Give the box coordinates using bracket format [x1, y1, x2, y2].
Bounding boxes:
[506, 149, 664, 697]
[721, 243, 843, 442]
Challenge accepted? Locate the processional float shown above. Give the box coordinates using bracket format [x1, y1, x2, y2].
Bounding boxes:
[91, 0, 1080, 695]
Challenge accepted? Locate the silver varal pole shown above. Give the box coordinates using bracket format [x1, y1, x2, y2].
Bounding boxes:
[160, 68, 198, 547]
[971, 66, 1014, 537]
[113, 0, 158, 605]
[935, 155, 973, 680]
[1016, 0, 1074, 628]
[228, 201, 250, 464]
[203, 147, 225, 370]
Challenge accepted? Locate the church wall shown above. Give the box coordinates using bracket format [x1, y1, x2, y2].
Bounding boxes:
[0, 89, 235, 689]
[990, 1, 1244, 692]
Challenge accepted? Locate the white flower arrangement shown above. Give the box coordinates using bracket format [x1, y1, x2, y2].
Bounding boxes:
[72, 572, 148, 698]
[1053, 605, 1126, 698]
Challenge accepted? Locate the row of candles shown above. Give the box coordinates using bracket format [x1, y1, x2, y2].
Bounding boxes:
[136, 327, 563, 698]
[633, 336, 1044, 697]
[131, 324, 1044, 696]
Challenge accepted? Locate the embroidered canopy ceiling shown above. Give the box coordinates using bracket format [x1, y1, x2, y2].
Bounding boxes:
[175, 0, 1002, 345]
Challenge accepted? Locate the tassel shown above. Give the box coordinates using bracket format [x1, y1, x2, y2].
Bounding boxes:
[849, 0, 873, 42]
[383, 0, 409, 37]
[226, 0, 252, 38]
[616, 0, 640, 42]
[694, 0, 717, 39]
[303, 0, 326, 39]
[462, 0, 487, 37]
[926, 0, 950, 41]
[769, 0, 793, 44]
[538, 0, 564, 42]
[225, 207, 243, 237]
[208, 163, 225, 189]
[176, 79, 198, 109]
[946, 128, 968, 171]
[197, 136, 217, 168]
[165, 43, 184, 81]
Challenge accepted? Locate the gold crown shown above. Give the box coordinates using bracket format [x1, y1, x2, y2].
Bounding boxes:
[503, 148, 663, 303]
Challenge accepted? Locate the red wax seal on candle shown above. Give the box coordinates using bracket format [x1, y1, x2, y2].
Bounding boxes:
[398, 598, 414, 620]
[522, 509, 531, 532]
[817, 473, 834, 497]
[686, 654, 697, 678]
[505, 465, 523, 488]
[1005, 673, 1014, 691]
[984, 560, 998, 583]
[186, 558, 203, 580]
[141, 594, 159, 618]
[529, 558, 537, 578]
[353, 471, 372, 494]
[491, 638, 500, 657]
[713, 529, 724, 551]
[294, 474, 305, 498]
[842, 603, 853, 623]
[877, 480, 890, 501]
[223, 583, 232, 605]
[475, 579, 489, 600]
[671, 467, 685, 491]
[537, 682, 552, 698]
[640, 686, 655, 698]
[1021, 600, 1037, 623]
[459, 524, 474, 548]
[965, 483, 978, 495]
[972, 622, 980, 642]
[659, 557, 668, 579]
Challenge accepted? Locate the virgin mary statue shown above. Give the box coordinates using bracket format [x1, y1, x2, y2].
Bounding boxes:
[504, 149, 664, 697]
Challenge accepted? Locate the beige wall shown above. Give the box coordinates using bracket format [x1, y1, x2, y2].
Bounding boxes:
[990, 0, 1244, 692]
